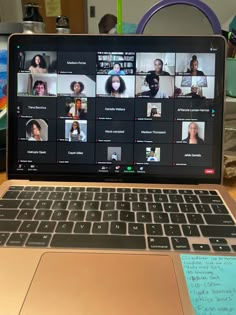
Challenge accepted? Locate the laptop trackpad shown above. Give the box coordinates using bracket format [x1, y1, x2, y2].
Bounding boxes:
[20, 252, 183, 315]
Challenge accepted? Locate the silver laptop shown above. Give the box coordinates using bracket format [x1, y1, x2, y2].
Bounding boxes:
[0, 34, 235, 315]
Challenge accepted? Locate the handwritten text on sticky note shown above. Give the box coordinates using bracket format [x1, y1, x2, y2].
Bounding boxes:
[181, 255, 236, 315]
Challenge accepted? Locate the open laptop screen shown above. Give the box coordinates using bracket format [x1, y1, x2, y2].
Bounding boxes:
[8, 35, 225, 183]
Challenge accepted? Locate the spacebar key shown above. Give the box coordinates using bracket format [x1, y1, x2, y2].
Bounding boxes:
[51, 234, 146, 249]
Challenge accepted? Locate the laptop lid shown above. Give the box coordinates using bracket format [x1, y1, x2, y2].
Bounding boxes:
[7, 34, 225, 184]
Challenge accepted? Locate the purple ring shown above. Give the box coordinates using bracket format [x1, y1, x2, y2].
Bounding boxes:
[136, 0, 221, 34]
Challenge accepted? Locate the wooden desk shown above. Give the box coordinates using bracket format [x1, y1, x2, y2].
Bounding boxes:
[223, 178, 236, 202]
[0, 171, 236, 202]
[0, 172, 6, 185]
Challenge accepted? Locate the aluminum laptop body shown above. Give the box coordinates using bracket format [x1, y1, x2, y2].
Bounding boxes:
[0, 34, 235, 315]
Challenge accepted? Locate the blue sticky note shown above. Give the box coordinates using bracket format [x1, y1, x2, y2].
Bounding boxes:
[181, 255, 236, 315]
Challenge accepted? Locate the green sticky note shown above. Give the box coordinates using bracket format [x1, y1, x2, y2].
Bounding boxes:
[181, 255, 236, 315]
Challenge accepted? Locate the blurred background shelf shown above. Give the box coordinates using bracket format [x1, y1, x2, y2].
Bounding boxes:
[226, 96, 236, 103]
[225, 96, 236, 116]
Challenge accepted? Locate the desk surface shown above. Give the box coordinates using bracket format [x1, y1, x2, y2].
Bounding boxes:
[0, 172, 236, 202]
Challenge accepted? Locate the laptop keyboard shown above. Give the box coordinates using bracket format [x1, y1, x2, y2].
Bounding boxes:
[0, 186, 236, 252]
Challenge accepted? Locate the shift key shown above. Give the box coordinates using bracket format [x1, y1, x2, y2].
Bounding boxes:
[0, 221, 21, 232]
[200, 225, 236, 237]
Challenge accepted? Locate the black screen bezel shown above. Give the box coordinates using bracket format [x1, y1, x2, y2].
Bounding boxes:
[7, 34, 225, 184]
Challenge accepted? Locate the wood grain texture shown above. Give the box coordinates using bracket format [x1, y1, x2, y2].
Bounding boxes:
[0, 172, 6, 185]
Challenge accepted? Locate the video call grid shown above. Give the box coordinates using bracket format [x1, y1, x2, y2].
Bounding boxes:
[15, 49, 216, 167]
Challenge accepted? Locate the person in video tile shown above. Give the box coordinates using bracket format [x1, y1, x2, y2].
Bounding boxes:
[67, 98, 87, 120]
[65, 97, 74, 115]
[105, 75, 127, 97]
[185, 85, 205, 99]
[32, 80, 47, 96]
[186, 55, 205, 76]
[174, 87, 182, 98]
[140, 74, 168, 98]
[29, 54, 48, 74]
[149, 107, 161, 117]
[147, 59, 170, 76]
[108, 63, 125, 75]
[70, 81, 86, 97]
[111, 152, 118, 161]
[26, 120, 43, 141]
[69, 121, 81, 142]
[147, 147, 160, 162]
[182, 122, 204, 144]
[18, 51, 25, 71]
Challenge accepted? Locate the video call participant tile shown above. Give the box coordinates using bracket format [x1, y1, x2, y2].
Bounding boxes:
[18, 118, 57, 141]
[173, 144, 212, 167]
[95, 98, 134, 120]
[133, 144, 172, 165]
[95, 143, 133, 164]
[174, 121, 213, 144]
[135, 121, 173, 143]
[17, 73, 57, 97]
[96, 52, 136, 75]
[17, 142, 56, 163]
[136, 53, 175, 76]
[174, 99, 214, 121]
[135, 98, 174, 120]
[57, 120, 95, 143]
[57, 143, 95, 164]
[96, 75, 135, 98]
[135, 75, 174, 98]
[57, 52, 96, 74]
[175, 76, 215, 99]
[18, 97, 57, 119]
[175, 53, 215, 76]
[18, 51, 57, 73]
[57, 74, 96, 97]
[57, 96, 95, 120]
[96, 121, 134, 143]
